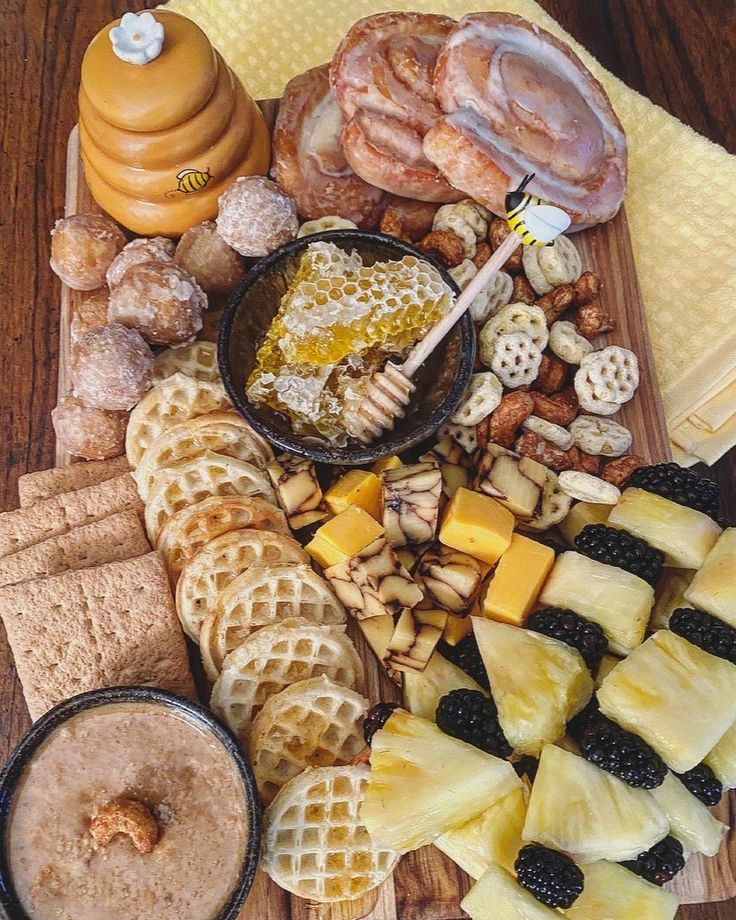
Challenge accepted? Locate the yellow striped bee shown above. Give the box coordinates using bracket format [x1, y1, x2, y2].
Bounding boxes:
[165, 167, 213, 198]
[505, 173, 569, 246]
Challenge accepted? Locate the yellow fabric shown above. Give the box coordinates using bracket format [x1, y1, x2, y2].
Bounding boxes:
[165, 0, 736, 465]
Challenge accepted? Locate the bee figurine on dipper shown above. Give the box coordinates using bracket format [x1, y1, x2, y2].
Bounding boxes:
[356, 177, 570, 442]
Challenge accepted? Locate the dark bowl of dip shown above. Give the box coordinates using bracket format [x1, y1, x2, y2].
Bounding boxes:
[0, 687, 260, 920]
[218, 229, 475, 466]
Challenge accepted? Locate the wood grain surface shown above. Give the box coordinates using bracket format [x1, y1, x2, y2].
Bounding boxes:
[0, 2, 734, 918]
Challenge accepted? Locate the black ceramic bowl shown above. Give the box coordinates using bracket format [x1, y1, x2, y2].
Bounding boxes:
[218, 230, 475, 466]
[0, 687, 260, 920]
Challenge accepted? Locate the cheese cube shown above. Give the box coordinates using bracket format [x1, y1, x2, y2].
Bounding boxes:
[684, 528, 736, 629]
[305, 505, 384, 568]
[559, 501, 612, 546]
[443, 613, 473, 646]
[324, 470, 382, 519]
[439, 488, 514, 564]
[371, 455, 402, 475]
[356, 614, 401, 686]
[482, 535, 554, 625]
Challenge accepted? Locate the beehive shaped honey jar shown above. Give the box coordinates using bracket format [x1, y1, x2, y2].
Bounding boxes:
[78, 10, 271, 236]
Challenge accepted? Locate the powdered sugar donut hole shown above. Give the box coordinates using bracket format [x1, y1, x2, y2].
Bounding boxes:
[106, 236, 176, 289]
[52, 395, 128, 460]
[50, 214, 126, 291]
[175, 220, 245, 295]
[71, 323, 154, 411]
[216, 176, 298, 257]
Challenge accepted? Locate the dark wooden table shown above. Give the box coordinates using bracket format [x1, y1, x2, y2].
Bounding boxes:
[1, 1, 734, 916]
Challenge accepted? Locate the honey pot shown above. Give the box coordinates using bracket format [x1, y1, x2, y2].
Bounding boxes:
[79, 10, 271, 236]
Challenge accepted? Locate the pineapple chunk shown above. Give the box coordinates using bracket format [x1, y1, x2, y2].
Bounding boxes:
[415, 544, 486, 614]
[361, 709, 522, 852]
[597, 630, 736, 772]
[442, 613, 473, 646]
[482, 534, 554, 625]
[305, 505, 384, 568]
[565, 860, 679, 920]
[384, 608, 442, 674]
[439, 487, 514, 564]
[649, 771, 727, 856]
[461, 864, 562, 920]
[420, 436, 472, 499]
[523, 745, 668, 862]
[381, 461, 442, 547]
[356, 614, 400, 686]
[608, 488, 721, 569]
[323, 469, 382, 519]
[594, 653, 620, 688]
[435, 786, 528, 879]
[473, 617, 593, 756]
[705, 722, 736, 789]
[403, 651, 485, 720]
[324, 537, 423, 619]
[684, 528, 736, 628]
[540, 551, 653, 656]
[650, 568, 694, 631]
[559, 501, 612, 545]
[475, 446, 548, 519]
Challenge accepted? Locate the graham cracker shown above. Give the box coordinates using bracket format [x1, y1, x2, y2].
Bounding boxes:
[0, 552, 196, 720]
[18, 456, 130, 507]
[0, 473, 142, 558]
[0, 510, 150, 588]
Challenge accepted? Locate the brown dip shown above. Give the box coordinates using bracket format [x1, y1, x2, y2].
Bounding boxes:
[8, 702, 249, 920]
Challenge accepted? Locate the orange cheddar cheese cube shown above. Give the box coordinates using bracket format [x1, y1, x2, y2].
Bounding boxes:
[439, 488, 514, 565]
[305, 505, 384, 568]
[371, 455, 403, 476]
[324, 470, 382, 520]
[442, 614, 473, 646]
[482, 534, 555, 625]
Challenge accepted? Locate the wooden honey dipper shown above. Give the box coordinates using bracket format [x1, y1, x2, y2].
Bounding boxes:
[356, 176, 571, 443]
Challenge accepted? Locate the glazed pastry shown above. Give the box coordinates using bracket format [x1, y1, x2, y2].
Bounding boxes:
[50, 214, 126, 291]
[330, 12, 462, 203]
[273, 64, 386, 227]
[424, 13, 627, 229]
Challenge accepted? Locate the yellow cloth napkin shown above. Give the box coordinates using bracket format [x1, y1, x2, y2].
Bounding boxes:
[166, 0, 736, 465]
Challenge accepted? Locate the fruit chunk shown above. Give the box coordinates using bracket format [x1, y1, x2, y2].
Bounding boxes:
[324, 537, 423, 619]
[482, 534, 554, 625]
[649, 771, 727, 856]
[650, 568, 693, 631]
[381, 461, 442, 547]
[522, 744, 668, 862]
[574, 523, 663, 587]
[415, 544, 486, 614]
[595, 653, 620, 687]
[383, 608, 442, 674]
[356, 614, 400, 686]
[564, 860, 679, 920]
[266, 454, 326, 529]
[559, 501, 611, 545]
[403, 650, 485, 720]
[439, 487, 514, 564]
[461, 864, 560, 920]
[436, 688, 512, 758]
[420, 436, 472, 499]
[597, 630, 736, 772]
[528, 608, 608, 672]
[324, 469, 381, 519]
[473, 617, 593, 756]
[435, 786, 528, 878]
[515, 844, 584, 909]
[539, 551, 653, 656]
[628, 461, 721, 519]
[475, 445, 548, 518]
[361, 709, 522, 852]
[305, 505, 384, 568]
[705, 723, 736, 789]
[607, 488, 721, 569]
[684, 527, 736, 628]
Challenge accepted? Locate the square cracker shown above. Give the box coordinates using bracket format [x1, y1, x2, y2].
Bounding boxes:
[0, 552, 196, 720]
[18, 456, 130, 507]
[0, 473, 142, 558]
[0, 510, 150, 588]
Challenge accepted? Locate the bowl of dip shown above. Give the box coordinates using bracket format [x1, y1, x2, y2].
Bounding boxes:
[0, 687, 260, 920]
[218, 230, 475, 466]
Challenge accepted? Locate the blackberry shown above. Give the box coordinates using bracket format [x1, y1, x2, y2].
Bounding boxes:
[363, 702, 400, 745]
[514, 844, 584, 908]
[513, 755, 539, 783]
[622, 836, 685, 886]
[628, 463, 721, 520]
[669, 607, 736, 666]
[574, 524, 664, 587]
[435, 689, 512, 758]
[567, 696, 601, 742]
[436, 634, 489, 690]
[526, 607, 608, 671]
[580, 715, 667, 788]
[675, 763, 723, 807]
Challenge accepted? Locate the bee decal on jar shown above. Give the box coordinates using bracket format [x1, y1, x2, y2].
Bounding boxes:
[505, 173, 569, 246]
[165, 167, 213, 198]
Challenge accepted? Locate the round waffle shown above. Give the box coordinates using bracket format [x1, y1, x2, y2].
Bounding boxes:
[126, 372, 231, 467]
[144, 451, 277, 542]
[210, 618, 364, 738]
[250, 675, 368, 804]
[200, 564, 346, 679]
[176, 529, 308, 644]
[152, 340, 220, 384]
[262, 764, 400, 902]
[157, 494, 288, 582]
[135, 410, 273, 501]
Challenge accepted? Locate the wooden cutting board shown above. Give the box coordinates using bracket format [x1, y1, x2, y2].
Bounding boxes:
[57, 102, 736, 916]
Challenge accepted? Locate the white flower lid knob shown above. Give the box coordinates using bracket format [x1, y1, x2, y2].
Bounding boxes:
[109, 11, 165, 65]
